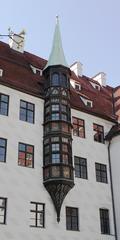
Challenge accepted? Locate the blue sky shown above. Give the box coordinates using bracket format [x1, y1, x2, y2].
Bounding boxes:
[0, 0, 120, 87]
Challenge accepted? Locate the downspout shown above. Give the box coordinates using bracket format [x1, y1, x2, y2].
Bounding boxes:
[108, 140, 117, 240]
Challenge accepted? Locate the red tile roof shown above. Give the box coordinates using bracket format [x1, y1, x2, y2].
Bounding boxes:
[0, 41, 119, 122]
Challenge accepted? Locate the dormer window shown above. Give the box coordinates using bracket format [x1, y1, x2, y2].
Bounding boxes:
[80, 96, 93, 108]
[30, 65, 42, 76]
[75, 83, 81, 91]
[90, 81, 100, 91]
[36, 69, 41, 75]
[86, 101, 93, 108]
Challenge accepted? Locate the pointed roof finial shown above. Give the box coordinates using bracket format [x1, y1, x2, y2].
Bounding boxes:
[56, 15, 59, 24]
[44, 16, 68, 70]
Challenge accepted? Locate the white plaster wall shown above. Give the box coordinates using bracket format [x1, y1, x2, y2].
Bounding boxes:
[0, 84, 115, 240]
[109, 135, 120, 240]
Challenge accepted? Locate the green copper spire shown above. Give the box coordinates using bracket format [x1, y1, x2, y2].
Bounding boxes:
[44, 16, 69, 69]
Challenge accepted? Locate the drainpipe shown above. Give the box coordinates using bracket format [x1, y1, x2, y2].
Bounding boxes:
[108, 140, 117, 240]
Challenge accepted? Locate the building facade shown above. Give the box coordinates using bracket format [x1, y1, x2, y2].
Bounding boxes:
[0, 19, 120, 240]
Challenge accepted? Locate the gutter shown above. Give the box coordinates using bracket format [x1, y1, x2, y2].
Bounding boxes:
[108, 141, 117, 240]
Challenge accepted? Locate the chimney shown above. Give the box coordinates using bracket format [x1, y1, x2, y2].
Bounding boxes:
[9, 30, 25, 53]
[93, 72, 106, 87]
[70, 61, 83, 77]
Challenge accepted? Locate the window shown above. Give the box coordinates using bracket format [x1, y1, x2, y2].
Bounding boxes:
[51, 113, 59, 120]
[52, 143, 59, 152]
[74, 157, 87, 179]
[52, 153, 60, 163]
[30, 202, 45, 228]
[66, 207, 79, 231]
[51, 122, 60, 131]
[62, 144, 68, 152]
[61, 123, 69, 132]
[20, 100, 34, 123]
[45, 106, 50, 114]
[0, 94, 9, 116]
[95, 85, 100, 90]
[99, 209, 110, 234]
[51, 166, 60, 177]
[51, 73, 59, 86]
[63, 166, 70, 178]
[73, 117, 85, 138]
[86, 101, 92, 108]
[61, 74, 67, 87]
[0, 197, 7, 224]
[63, 154, 68, 164]
[51, 104, 59, 111]
[93, 123, 104, 143]
[51, 137, 59, 142]
[61, 105, 67, 112]
[75, 83, 81, 91]
[61, 114, 67, 121]
[0, 138, 7, 162]
[44, 145, 50, 154]
[18, 143, 34, 168]
[51, 98, 59, 103]
[95, 163, 107, 183]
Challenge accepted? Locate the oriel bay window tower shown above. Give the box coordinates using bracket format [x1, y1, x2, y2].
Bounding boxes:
[43, 17, 74, 222]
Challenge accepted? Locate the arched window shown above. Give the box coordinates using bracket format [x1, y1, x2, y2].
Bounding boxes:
[61, 74, 67, 87]
[51, 73, 59, 86]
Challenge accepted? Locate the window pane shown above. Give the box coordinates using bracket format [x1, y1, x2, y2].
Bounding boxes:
[45, 145, 50, 154]
[0, 198, 7, 224]
[62, 114, 67, 121]
[44, 168, 49, 178]
[26, 153, 33, 167]
[52, 104, 59, 111]
[62, 154, 68, 164]
[62, 123, 68, 132]
[27, 111, 34, 123]
[62, 144, 68, 152]
[61, 105, 67, 112]
[52, 154, 60, 163]
[0, 139, 6, 147]
[28, 103, 34, 111]
[51, 137, 59, 142]
[0, 213, 4, 224]
[1, 95, 8, 103]
[27, 145, 33, 153]
[0, 148, 5, 162]
[51, 122, 59, 131]
[19, 143, 25, 152]
[93, 123, 104, 143]
[51, 73, 59, 86]
[52, 113, 59, 120]
[37, 212, 43, 227]
[0, 102, 8, 115]
[20, 108, 26, 121]
[20, 101, 27, 108]
[52, 166, 60, 177]
[18, 152, 25, 166]
[79, 127, 85, 138]
[52, 144, 59, 151]
[63, 167, 70, 178]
